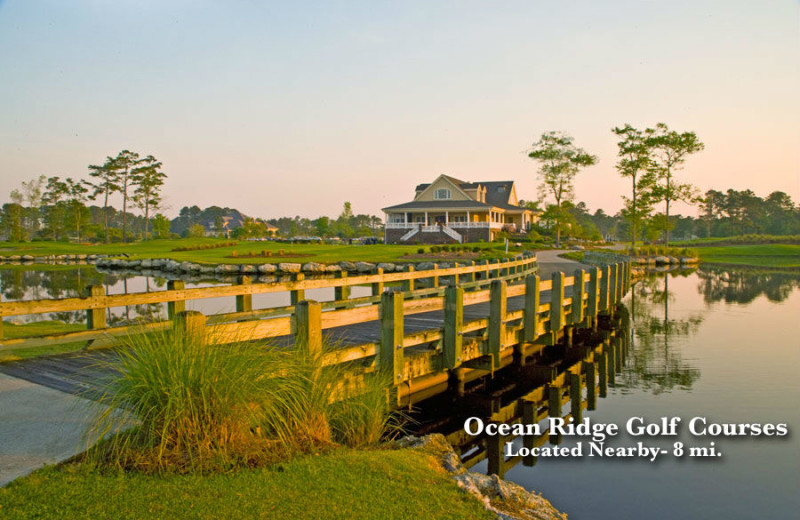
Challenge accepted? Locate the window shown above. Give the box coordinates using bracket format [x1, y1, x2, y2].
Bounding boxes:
[450, 215, 467, 223]
[434, 189, 451, 200]
[388, 215, 405, 223]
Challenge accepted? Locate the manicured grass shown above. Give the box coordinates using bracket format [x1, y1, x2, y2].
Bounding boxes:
[674, 234, 799, 247]
[0, 449, 492, 520]
[0, 239, 516, 265]
[695, 244, 800, 268]
[0, 321, 88, 362]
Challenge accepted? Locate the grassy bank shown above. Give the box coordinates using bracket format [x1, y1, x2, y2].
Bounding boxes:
[694, 244, 800, 268]
[0, 321, 88, 362]
[0, 239, 517, 265]
[0, 449, 492, 520]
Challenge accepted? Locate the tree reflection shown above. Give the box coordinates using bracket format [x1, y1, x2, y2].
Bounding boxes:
[617, 272, 703, 395]
[0, 266, 165, 325]
[696, 268, 800, 305]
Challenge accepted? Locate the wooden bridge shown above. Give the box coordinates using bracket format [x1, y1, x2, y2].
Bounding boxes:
[0, 255, 632, 407]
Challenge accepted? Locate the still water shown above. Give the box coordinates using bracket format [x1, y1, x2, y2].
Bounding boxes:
[487, 269, 800, 519]
[2, 266, 798, 519]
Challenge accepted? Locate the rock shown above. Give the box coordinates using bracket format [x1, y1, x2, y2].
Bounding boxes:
[654, 255, 670, 265]
[278, 262, 301, 273]
[325, 264, 342, 272]
[257, 263, 277, 273]
[199, 265, 216, 274]
[302, 262, 325, 273]
[376, 263, 396, 272]
[240, 264, 259, 274]
[126, 259, 142, 268]
[339, 261, 356, 272]
[355, 261, 375, 272]
[21, 255, 35, 262]
[215, 264, 239, 273]
[140, 259, 152, 268]
[417, 262, 435, 271]
[679, 256, 699, 264]
[179, 261, 194, 272]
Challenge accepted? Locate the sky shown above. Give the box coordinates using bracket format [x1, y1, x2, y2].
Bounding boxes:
[1, 0, 798, 220]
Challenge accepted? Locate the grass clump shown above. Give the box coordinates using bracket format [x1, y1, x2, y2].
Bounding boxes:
[87, 328, 397, 473]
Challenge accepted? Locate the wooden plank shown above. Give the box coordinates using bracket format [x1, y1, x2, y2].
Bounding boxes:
[570, 372, 583, 423]
[488, 280, 507, 367]
[320, 305, 380, 330]
[175, 310, 206, 343]
[587, 267, 599, 323]
[548, 385, 562, 444]
[372, 267, 384, 296]
[236, 276, 253, 313]
[166, 280, 185, 320]
[334, 271, 351, 301]
[443, 285, 464, 369]
[0, 321, 170, 351]
[522, 399, 538, 467]
[380, 291, 405, 384]
[550, 272, 565, 332]
[571, 269, 585, 325]
[599, 265, 610, 310]
[585, 360, 597, 410]
[85, 285, 106, 330]
[290, 273, 305, 305]
[402, 266, 415, 292]
[208, 316, 292, 343]
[296, 300, 322, 358]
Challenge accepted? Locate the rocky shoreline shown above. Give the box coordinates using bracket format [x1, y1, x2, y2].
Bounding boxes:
[397, 434, 566, 520]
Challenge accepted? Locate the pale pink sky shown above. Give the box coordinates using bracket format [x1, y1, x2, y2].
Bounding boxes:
[1, 1, 798, 220]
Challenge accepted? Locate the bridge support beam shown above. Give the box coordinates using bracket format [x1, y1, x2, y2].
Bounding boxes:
[380, 291, 405, 385]
[296, 300, 322, 358]
[443, 285, 464, 369]
[488, 280, 507, 368]
[166, 280, 185, 320]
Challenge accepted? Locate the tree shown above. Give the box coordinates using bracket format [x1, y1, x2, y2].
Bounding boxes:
[1, 203, 26, 241]
[42, 176, 71, 240]
[152, 213, 171, 238]
[612, 124, 656, 248]
[527, 131, 597, 247]
[88, 158, 121, 243]
[645, 123, 704, 245]
[131, 154, 166, 240]
[64, 178, 91, 241]
[111, 150, 140, 243]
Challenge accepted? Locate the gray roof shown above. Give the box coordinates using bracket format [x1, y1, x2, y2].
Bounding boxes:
[407, 178, 528, 212]
[383, 200, 494, 211]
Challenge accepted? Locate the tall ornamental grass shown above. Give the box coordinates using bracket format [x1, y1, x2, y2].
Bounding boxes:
[87, 327, 398, 473]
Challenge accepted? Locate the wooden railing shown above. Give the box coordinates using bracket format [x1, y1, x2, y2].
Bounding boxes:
[0, 256, 632, 407]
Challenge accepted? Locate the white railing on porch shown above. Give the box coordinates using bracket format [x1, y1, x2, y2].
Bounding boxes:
[441, 226, 463, 243]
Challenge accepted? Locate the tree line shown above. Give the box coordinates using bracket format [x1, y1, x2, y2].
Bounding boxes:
[527, 123, 798, 245]
[2, 150, 166, 243]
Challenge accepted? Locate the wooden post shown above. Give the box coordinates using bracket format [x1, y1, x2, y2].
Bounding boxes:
[431, 264, 439, 288]
[548, 385, 562, 444]
[587, 267, 599, 327]
[85, 285, 107, 330]
[550, 272, 565, 333]
[488, 279, 507, 368]
[609, 263, 619, 305]
[167, 280, 185, 320]
[522, 400, 538, 466]
[236, 275, 253, 313]
[470, 261, 476, 283]
[487, 429, 504, 477]
[402, 266, 415, 293]
[452, 262, 459, 286]
[334, 271, 351, 302]
[615, 335, 623, 374]
[372, 267, 384, 296]
[174, 310, 206, 343]
[443, 285, 464, 369]
[523, 274, 540, 343]
[599, 265, 610, 310]
[626, 259, 632, 292]
[585, 360, 597, 410]
[290, 273, 305, 305]
[480, 259, 489, 280]
[570, 372, 583, 423]
[598, 346, 608, 397]
[571, 269, 585, 325]
[380, 291, 405, 384]
[296, 300, 322, 358]
[607, 339, 616, 386]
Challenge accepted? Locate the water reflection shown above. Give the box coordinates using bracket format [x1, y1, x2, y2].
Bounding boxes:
[618, 272, 703, 395]
[696, 267, 800, 304]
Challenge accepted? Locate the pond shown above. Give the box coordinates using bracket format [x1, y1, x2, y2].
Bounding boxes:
[452, 268, 800, 519]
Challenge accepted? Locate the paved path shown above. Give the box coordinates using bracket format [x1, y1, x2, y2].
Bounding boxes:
[0, 373, 100, 487]
[534, 249, 590, 278]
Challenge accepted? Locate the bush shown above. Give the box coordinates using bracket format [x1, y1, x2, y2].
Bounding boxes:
[417, 248, 425, 254]
[430, 245, 441, 253]
[88, 329, 397, 473]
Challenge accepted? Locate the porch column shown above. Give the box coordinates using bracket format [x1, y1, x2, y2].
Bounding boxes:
[425, 211, 428, 225]
[445, 211, 449, 225]
[467, 211, 470, 223]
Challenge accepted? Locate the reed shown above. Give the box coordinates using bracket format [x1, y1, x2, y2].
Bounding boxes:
[87, 328, 398, 473]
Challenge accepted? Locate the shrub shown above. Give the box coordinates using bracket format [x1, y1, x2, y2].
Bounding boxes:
[417, 248, 425, 254]
[87, 329, 397, 473]
[430, 245, 441, 253]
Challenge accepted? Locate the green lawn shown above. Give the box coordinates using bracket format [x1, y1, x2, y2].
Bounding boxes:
[0, 321, 88, 362]
[0, 449, 492, 520]
[695, 244, 800, 268]
[0, 239, 517, 265]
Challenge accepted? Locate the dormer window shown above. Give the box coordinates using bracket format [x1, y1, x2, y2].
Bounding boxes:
[434, 189, 451, 200]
